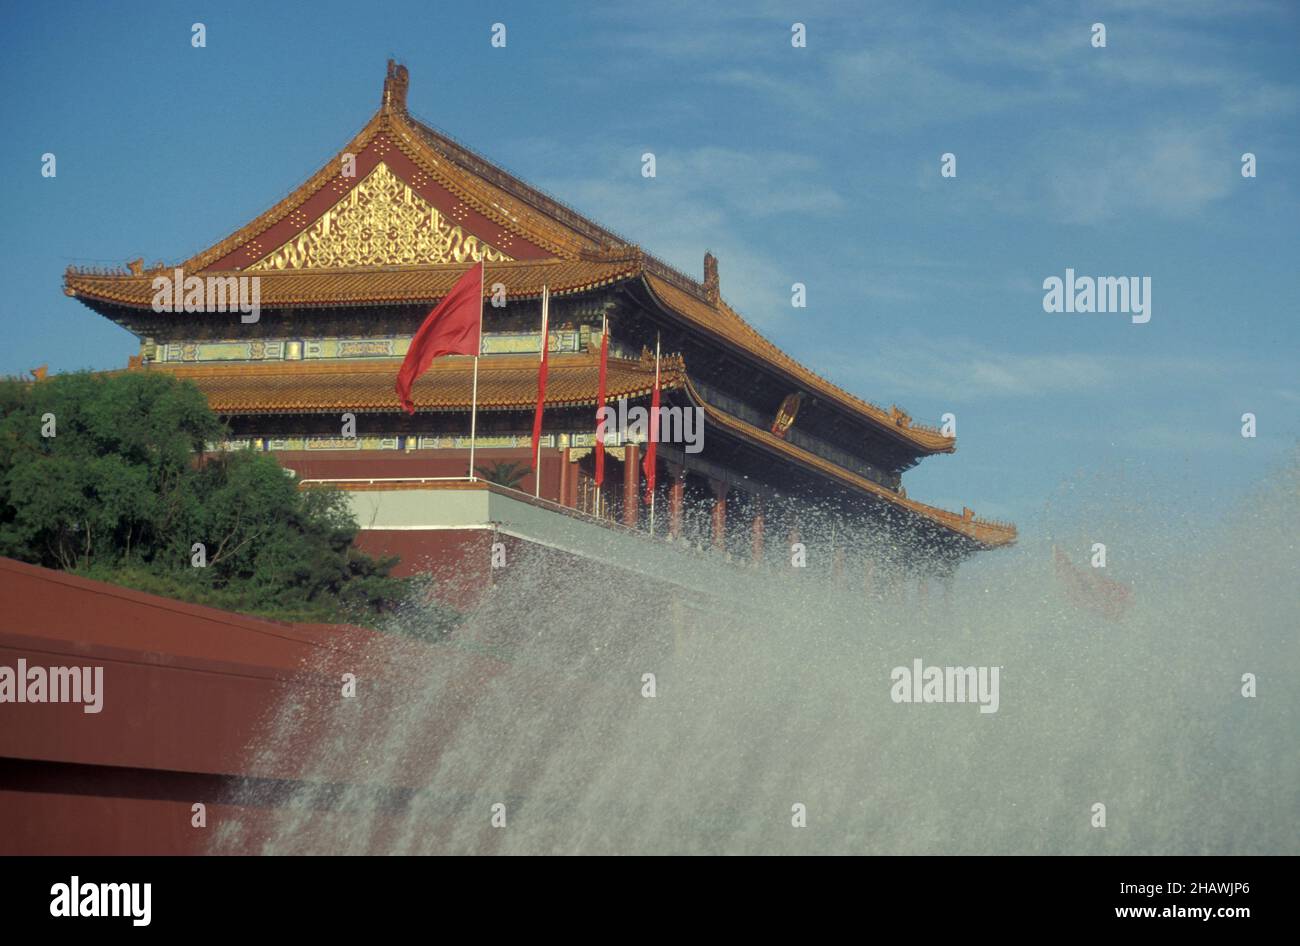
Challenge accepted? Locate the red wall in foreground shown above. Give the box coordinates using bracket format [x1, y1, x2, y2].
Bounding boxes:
[0, 557, 508, 855]
[354, 527, 493, 610]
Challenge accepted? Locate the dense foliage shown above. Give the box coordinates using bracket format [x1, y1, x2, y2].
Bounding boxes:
[0, 371, 421, 626]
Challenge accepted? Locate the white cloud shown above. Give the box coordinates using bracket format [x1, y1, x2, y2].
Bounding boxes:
[528, 143, 845, 329]
[1046, 125, 1235, 224]
[1110, 424, 1241, 453]
[813, 336, 1245, 402]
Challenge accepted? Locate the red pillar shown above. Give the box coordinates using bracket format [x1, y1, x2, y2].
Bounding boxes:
[558, 448, 569, 507]
[667, 464, 685, 539]
[623, 443, 640, 528]
[751, 496, 765, 563]
[710, 479, 728, 551]
[562, 448, 580, 508]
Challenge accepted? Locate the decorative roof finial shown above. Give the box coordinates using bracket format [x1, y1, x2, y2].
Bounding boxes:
[382, 59, 410, 113]
[703, 251, 719, 305]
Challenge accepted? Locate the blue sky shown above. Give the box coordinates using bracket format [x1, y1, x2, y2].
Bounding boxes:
[1, 0, 1296, 539]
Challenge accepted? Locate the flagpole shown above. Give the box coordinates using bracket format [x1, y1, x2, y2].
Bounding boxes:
[649, 332, 660, 535]
[535, 285, 549, 498]
[468, 260, 483, 480]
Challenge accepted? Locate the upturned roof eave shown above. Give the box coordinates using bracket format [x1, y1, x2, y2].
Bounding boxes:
[634, 274, 957, 458]
[124, 352, 685, 416]
[678, 376, 1015, 550]
[63, 259, 644, 312]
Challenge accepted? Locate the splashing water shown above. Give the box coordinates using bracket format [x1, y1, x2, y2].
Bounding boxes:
[214, 462, 1299, 854]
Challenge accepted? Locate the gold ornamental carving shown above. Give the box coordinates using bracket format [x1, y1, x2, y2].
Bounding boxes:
[249, 162, 513, 270]
[770, 392, 802, 440]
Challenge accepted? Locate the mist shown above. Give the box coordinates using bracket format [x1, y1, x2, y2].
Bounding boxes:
[214, 461, 1299, 855]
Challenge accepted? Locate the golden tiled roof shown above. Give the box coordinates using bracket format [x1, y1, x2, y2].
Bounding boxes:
[180, 104, 600, 272]
[140, 352, 679, 415]
[162, 112, 597, 274]
[70, 272, 953, 458]
[643, 275, 955, 455]
[65, 259, 639, 309]
[65, 62, 955, 459]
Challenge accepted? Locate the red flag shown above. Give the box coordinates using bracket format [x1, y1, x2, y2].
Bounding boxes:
[1053, 546, 1133, 622]
[642, 354, 660, 503]
[594, 328, 609, 486]
[395, 261, 483, 414]
[530, 287, 550, 471]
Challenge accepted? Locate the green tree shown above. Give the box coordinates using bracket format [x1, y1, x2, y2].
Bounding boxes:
[0, 371, 218, 570]
[0, 371, 425, 626]
[475, 459, 529, 490]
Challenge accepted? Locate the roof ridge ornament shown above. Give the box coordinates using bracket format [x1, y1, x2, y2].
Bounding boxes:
[770, 392, 802, 440]
[382, 59, 409, 114]
[703, 251, 720, 306]
[581, 242, 643, 264]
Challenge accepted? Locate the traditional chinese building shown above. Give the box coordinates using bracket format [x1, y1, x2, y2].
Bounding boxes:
[64, 62, 1013, 602]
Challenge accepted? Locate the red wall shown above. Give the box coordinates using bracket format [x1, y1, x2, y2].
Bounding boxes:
[0, 557, 509, 854]
[355, 528, 493, 610]
[280, 447, 575, 610]
[276, 448, 567, 504]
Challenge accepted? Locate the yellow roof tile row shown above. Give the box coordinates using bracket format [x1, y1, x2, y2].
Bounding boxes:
[139, 353, 674, 414]
[644, 275, 955, 454]
[65, 258, 639, 309]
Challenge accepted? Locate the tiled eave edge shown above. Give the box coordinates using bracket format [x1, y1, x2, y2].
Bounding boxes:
[681, 377, 1016, 550]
